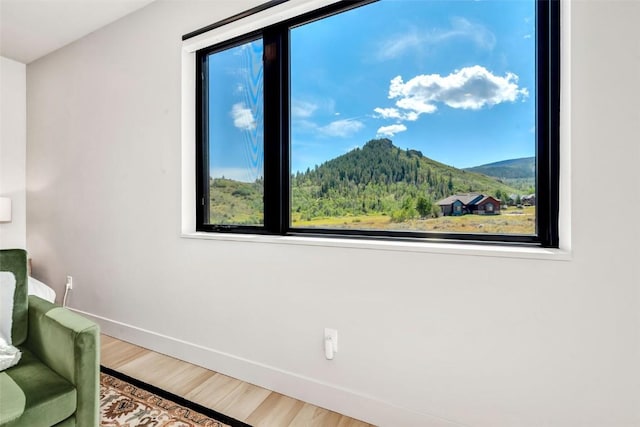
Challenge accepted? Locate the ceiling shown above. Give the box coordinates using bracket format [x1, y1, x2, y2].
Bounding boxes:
[0, 0, 156, 64]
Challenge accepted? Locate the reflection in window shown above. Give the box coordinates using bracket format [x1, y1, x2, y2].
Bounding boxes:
[204, 39, 264, 225]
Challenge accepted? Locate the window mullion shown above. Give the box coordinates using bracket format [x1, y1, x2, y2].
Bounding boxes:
[280, 28, 291, 234]
[263, 27, 288, 234]
[536, 0, 560, 247]
[195, 51, 209, 230]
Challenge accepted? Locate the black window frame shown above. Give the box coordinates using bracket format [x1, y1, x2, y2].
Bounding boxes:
[192, 0, 560, 247]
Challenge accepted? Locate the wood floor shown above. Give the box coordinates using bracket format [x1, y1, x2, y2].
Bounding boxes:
[101, 334, 375, 427]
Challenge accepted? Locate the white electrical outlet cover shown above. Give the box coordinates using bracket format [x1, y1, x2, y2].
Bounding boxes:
[324, 328, 338, 353]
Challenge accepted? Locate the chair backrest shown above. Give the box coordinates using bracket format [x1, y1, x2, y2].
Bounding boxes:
[0, 249, 28, 346]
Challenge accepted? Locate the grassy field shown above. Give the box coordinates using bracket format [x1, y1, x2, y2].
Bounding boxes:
[292, 206, 536, 235]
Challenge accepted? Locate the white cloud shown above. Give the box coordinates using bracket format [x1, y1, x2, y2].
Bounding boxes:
[230, 103, 256, 131]
[373, 107, 419, 121]
[377, 17, 495, 61]
[447, 17, 496, 50]
[377, 29, 422, 61]
[292, 118, 318, 133]
[384, 66, 528, 118]
[319, 119, 364, 137]
[374, 107, 402, 119]
[376, 124, 408, 138]
[291, 100, 318, 118]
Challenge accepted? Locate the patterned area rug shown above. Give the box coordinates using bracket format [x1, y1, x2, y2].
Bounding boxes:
[100, 366, 251, 427]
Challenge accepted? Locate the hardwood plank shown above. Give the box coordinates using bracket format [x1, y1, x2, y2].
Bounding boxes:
[100, 335, 149, 369]
[289, 403, 344, 427]
[117, 351, 215, 396]
[100, 334, 376, 427]
[184, 372, 245, 409]
[337, 417, 376, 427]
[213, 381, 272, 421]
[246, 393, 305, 427]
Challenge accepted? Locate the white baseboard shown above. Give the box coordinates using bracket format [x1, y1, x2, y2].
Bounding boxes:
[76, 309, 463, 427]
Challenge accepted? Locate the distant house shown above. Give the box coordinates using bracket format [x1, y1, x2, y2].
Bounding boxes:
[437, 193, 501, 216]
[473, 195, 501, 214]
[521, 194, 536, 206]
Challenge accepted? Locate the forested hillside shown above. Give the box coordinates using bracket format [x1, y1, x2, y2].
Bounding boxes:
[210, 178, 263, 225]
[465, 156, 534, 178]
[290, 138, 519, 221]
[210, 138, 522, 225]
[464, 157, 535, 192]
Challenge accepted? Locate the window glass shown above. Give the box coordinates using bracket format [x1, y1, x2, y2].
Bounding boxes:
[204, 38, 264, 226]
[290, 0, 536, 235]
[193, 0, 558, 246]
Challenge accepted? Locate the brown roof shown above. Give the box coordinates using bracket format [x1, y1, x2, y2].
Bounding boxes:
[475, 195, 500, 205]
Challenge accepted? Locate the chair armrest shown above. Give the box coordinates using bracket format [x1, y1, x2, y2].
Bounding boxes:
[25, 295, 100, 427]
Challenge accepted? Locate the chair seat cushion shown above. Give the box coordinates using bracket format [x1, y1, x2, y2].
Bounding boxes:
[0, 348, 76, 427]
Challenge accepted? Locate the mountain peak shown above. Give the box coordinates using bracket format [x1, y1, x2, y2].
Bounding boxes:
[363, 138, 394, 150]
[464, 157, 535, 179]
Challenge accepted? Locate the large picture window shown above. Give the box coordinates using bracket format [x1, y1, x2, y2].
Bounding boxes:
[194, 0, 559, 247]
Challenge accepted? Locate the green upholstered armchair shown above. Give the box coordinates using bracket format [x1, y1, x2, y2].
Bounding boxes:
[0, 249, 100, 426]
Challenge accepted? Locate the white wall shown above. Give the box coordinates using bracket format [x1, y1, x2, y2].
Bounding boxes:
[26, 1, 640, 426]
[0, 56, 26, 249]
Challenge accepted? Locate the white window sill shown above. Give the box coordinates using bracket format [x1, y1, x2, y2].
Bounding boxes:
[181, 232, 571, 261]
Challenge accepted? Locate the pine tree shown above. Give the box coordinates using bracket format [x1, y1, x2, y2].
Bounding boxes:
[416, 196, 433, 218]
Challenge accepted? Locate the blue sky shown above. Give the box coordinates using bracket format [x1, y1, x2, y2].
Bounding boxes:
[209, 0, 535, 181]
